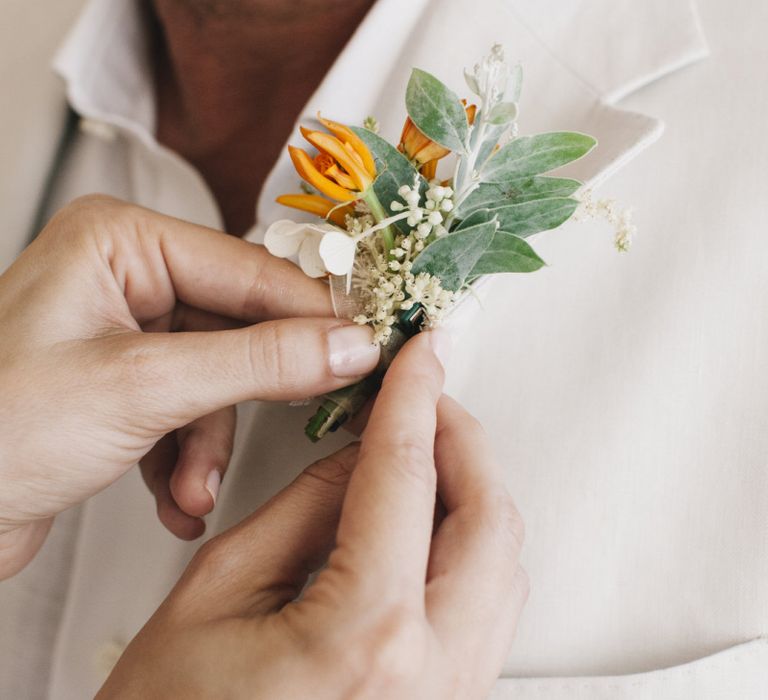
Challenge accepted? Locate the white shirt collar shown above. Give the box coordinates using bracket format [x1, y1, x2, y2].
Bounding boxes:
[52, 0, 431, 144]
[50, 0, 709, 235]
[50, 0, 433, 237]
[54, 0, 157, 148]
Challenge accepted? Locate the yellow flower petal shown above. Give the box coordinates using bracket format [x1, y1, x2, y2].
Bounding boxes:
[325, 163, 357, 191]
[318, 114, 376, 178]
[419, 159, 438, 180]
[288, 146, 356, 202]
[275, 194, 352, 227]
[301, 127, 372, 192]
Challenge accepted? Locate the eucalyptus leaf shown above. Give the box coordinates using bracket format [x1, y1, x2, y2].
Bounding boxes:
[457, 197, 578, 238]
[468, 231, 545, 276]
[457, 176, 581, 218]
[411, 221, 497, 291]
[351, 126, 427, 233]
[481, 132, 596, 183]
[406, 68, 468, 153]
[488, 102, 518, 125]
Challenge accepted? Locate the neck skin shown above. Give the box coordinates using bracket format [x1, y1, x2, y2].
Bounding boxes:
[150, 0, 375, 235]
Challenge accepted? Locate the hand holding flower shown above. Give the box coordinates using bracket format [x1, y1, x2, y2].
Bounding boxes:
[97, 333, 528, 700]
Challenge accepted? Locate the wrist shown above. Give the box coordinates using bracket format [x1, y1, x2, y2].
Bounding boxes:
[0, 519, 53, 580]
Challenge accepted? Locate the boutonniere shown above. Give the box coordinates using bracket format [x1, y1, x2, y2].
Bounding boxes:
[265, 45, 635, 440]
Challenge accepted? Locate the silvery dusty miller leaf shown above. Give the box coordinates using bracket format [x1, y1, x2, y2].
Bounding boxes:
[474, 122, 511, 171]
[351, 126, 426, 233]
[457, 197, 578, 239]
[508, 63, 523, 103]
[488, 101, 518, 125]
[411, 221, 497, 291]
[481, 132, 596, 183]
[406, 68, 468, 153]
[468, 231, 545, 277]
[464, 68, 480, 97]
[457, 176, 581, 218]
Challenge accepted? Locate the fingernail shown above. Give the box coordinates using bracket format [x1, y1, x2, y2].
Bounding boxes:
[204, 470, 221, 507]
[428, 328, 453, 370]
[328, 324, 380, 377]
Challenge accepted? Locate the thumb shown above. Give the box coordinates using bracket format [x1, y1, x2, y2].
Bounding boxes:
[100, 319, 379, 429]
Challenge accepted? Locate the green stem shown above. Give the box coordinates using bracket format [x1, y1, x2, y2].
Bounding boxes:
[362, 188, 395, 254]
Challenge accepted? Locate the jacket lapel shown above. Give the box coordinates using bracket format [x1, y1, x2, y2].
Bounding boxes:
[255, 0, 683, 241]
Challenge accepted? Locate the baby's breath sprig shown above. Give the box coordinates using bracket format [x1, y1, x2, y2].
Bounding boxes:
[363, 115, 380, 134]
[350, 178, 458, 344]
[575, 190, 637, 252]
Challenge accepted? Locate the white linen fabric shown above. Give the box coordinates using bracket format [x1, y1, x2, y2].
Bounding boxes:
[3, 0, 767, 698]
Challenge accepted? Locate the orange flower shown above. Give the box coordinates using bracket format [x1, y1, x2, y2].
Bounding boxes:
[275, 193, 353, 227]
[281, 116, 376, 206]
[399, 102, 477, 177]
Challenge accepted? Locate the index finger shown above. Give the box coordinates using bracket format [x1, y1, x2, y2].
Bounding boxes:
[83, 196, 333, 323]
[330, 330, 450, 602]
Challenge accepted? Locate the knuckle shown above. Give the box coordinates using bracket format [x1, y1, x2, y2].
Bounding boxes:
[187, 532, 237, 581]
[66, 193, 122, 213]
[382, 366, 437, 401]
[190, 535, 221, 567]
[240, 272, 269, 320]
[472, 490, 525, 554]
[247, 322, 309, 396]
[495, 491, 526, 552]
[384, 439, 436, 491]
[325, 604, 425, 694]
[461, 412, 487, 440]
[514, 567, 531, 602]
[302, 447, 358, 488]
[42, 195, 136, 246]
[365, 607, 425, 685]
[112, 337, 165, 388]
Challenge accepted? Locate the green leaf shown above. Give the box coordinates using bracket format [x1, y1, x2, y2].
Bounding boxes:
[351, 126, 426, 233]
[457, 176, 581, 217]
[468, 231, 545, 276]
[411, 221, 497, 291]
[475, 123, 510, 170]
[405, 68, 468, 153]
[481, 132, 596, 183]
[464, 69, 480, 97]
[488, 101, 518, 125]
[508, 64, 523, 103]
[456, 197, 578, 239]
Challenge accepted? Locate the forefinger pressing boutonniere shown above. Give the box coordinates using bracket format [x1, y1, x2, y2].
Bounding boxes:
[265, 45, 634, 441]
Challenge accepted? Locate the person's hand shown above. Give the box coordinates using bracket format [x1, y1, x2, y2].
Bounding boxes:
[0, 195, 380, 578]
[98, 332, 528, 700]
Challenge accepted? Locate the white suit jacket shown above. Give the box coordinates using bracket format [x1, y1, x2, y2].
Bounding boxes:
[2, 1, 767, 699]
